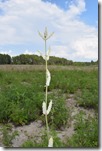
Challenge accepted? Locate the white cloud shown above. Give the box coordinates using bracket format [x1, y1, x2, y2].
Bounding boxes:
[0, 50, 12, 55]
[72, 36, 98, 60]
[67, 0, 86, 18]
[0, 0, 98, 61]
[24, 50, 34, 55]
[51, 45, 71, 58]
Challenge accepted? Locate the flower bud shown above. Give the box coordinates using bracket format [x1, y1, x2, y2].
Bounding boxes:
[48, 137, 53, 147]
[47, 100, 52, 115]
[42, 101, 46, 115]
[46, 69, 51, 86]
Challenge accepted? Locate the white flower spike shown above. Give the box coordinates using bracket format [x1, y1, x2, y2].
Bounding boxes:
[48, 137, 53, 147]
[47, 100, 52, 115]
[42, 101, 46, 115]
[38, 48, 51, 61]
[46, 69, 51, 86]
[42, 100, 52, 115]
[38, 28, 54, 40]
[45, 55, 49, 61]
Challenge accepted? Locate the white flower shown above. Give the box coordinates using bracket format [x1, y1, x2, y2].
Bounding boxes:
[48, 137, 53, 147]
[42, 100, 52, 115]
[44, 55, 49, 61]
[42, 101, 46, 115]
[47, 100, 52, 115]
[38, 49, 50, 61]
[46, 69, 51, 86]
[38, 28, 54, 40]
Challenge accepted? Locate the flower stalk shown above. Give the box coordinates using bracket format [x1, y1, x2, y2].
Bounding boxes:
[38, 27, 54, 147]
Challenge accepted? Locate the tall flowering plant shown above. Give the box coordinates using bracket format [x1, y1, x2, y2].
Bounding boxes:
[38, 27, 54, 147]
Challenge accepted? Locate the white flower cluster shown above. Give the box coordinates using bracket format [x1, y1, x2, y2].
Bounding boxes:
[38, 27, 54, 40]
[38, 48, 51, 61]
[42, 100, 52, 115]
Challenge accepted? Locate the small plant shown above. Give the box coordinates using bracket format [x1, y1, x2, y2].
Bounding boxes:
[38, 27, 54, 147]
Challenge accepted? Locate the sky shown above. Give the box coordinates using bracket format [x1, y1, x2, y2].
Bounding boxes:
[0, 0, 98, 62]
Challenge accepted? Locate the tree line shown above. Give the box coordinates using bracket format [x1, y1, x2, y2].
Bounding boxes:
[0, 54, 11, 64]
[0, 53, 98, 66]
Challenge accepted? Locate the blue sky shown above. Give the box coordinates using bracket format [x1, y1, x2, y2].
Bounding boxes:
[0, 0, 98, 62]
[42, 0, 98, 26]
[80, 0, 98, 26]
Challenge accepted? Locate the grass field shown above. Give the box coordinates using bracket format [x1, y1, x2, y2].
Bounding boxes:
[0, 65, 98, 147]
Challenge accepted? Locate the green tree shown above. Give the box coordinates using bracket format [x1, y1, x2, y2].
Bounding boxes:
[0, 54, 11, 64]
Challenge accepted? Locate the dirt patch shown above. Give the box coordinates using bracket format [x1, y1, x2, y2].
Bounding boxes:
[66, 94, 95, 119]
[11, 120, 44, 147]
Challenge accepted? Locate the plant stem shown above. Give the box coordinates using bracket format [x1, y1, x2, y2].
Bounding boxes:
[38, 28, 54, 146]
[45, 39, 49, 140]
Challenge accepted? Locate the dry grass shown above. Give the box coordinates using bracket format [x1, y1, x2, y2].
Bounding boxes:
[0, 64, 98, 71]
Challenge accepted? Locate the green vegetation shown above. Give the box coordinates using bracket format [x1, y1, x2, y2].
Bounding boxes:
[0, 65, 98, 147]
[66, 111, 98, 147]
[0, 69, 70, 128]
[0, 53, 98, 66]
[12, 54, 44, 65]
[0, 54, 11, 64]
